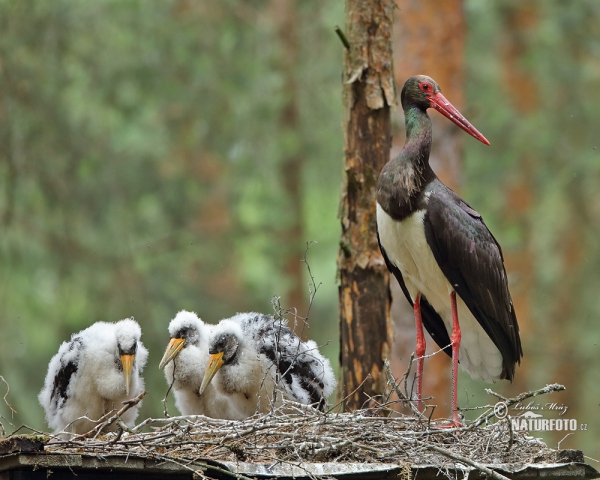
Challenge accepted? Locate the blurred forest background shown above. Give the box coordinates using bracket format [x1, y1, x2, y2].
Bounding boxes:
[1, 0, 599, 458]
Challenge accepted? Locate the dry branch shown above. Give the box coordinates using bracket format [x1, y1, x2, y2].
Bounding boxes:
[0, 375, 17, 437]
[75, 390, 147, 439]
[469, 383, 566, 429]
[412, 440, 511, 480]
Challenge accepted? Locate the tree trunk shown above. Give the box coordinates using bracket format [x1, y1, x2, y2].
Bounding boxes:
[337, 0, 395, 410]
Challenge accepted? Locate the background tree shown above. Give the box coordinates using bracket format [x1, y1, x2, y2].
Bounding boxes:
[463, 0, 600, 450]
[337, 0, 395, 409]
[0, 0, 343, 428]
[389, 0, 469, 417]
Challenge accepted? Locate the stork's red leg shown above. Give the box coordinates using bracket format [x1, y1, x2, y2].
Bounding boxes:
[449, 291, 462, 425]
[414, 293, 425, 410]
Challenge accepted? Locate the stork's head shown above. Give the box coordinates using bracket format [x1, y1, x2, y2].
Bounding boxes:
[114, 318, 143, 396]
[159, 310, 207, 369]
[401, 74, 490, 146]
[198, 325, 241, 395]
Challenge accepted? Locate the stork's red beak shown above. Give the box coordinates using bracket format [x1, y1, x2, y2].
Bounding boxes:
[429, 92, 490, 146]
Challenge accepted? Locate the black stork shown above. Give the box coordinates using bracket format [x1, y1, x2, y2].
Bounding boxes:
[376, 75, 522, 425]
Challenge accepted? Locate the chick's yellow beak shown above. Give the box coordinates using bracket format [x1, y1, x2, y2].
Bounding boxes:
[159, 337, 186, 370]
[120, 354, 135, 397]
[199, 351, 224, 395]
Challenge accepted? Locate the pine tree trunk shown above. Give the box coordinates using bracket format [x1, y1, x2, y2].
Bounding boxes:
[337, 0, 395, 410]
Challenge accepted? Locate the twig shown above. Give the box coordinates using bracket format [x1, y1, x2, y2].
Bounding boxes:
[0, 375, 17, 435]
[402, 353, 415, 406]
[470, 383, 565, 429]
[383, 358, 422, 418]
[409, 438, 511, 480]
[301, 240, 322, 323]
[486, 390, 508, 402]
[0, 375, 17, 417]
[334, 25, 350, 50]
[78, 390, 146, 439]
[163, 361, 177, 418]
[261, 245, 332, 415]
[505, 416, 514, 452]
[413, 343, 451, 361]
[8, 424, 52, 437]
[325, 374, 372, 414]
[110, 419, 131, 444]
[116, 418, 134, 433]
[557, 433, 573, 450]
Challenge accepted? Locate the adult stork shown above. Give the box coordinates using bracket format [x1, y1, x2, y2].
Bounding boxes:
[376, 75, 522, 425]
[198, 312, 336, 419]
[159, 310, 231, 418]
[39, 318, 148, 435]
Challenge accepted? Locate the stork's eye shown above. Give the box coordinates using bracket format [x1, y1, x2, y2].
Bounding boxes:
[419, 82, 432, 93]
[215, 336, 227, 350]
[178, 327, 190, 338]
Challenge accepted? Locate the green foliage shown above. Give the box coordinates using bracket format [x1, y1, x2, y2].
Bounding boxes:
[463, 0, 600, 452]
[0, 0, 343, 430]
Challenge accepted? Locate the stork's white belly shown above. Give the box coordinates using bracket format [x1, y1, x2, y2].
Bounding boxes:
[376, 203, 503, 382]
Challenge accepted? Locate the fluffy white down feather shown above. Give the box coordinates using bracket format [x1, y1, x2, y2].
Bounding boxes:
[162, 310, 236, 418]
[207, 313, 337, 418]
[38, 318, 148, 435]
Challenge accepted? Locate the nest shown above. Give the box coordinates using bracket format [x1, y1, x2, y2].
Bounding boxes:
[45, 403, 549, 463]
[38, 382, 570, 480]
[1, 362, 574, 480]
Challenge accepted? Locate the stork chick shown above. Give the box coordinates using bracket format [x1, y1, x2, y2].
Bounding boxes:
[199, 312, 336, 418]
[39, 318, 148, 435]
[159, 310, 232, 418]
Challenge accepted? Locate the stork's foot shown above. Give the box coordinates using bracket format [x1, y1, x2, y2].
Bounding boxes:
[434, 412, 463, 429]
[435, 419, 463, 429]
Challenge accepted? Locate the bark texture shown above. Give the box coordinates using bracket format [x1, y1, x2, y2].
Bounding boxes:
[337, 0, 395, 410]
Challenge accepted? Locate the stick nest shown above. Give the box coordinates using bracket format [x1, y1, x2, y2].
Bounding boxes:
[40, 382, 568, 480]
[45, 404, 551, 467]
[3, 357, 569, 480]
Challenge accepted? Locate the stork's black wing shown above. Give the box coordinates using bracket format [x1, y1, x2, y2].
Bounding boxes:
[50, 336, 83, 411]
[423, 183, 523, 380]
[377, 231, 453, 358]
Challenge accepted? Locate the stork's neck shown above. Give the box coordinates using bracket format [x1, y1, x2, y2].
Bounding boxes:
[377, 106, 436, 221]
[404, 106, 432, 163]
